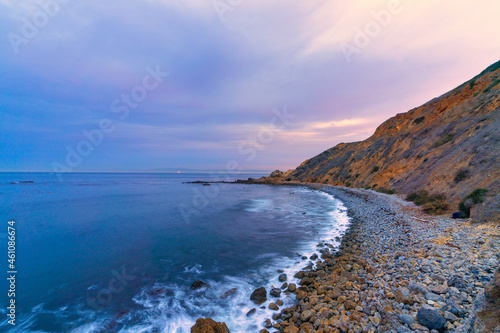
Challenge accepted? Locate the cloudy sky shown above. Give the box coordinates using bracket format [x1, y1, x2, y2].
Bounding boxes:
[1, 0, 499, 172]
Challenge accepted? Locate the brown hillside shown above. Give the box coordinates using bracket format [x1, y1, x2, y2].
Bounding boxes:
[278, 60, 500, 222]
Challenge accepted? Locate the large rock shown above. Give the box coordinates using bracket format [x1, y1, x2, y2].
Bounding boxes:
[190, 318, 231, 333]
[417, 308, 446, 331]
[270, 287, 281, 298]
[191, 280, 210, 290]
[250, 287, 267, 305]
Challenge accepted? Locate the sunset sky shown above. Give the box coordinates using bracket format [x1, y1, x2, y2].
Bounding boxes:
[1, 0, 500, 172]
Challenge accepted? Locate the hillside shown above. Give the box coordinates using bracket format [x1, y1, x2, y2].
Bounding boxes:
[269, 60, 500, 223]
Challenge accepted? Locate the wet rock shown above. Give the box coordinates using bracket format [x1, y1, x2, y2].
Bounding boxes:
[287, 283, 296, 292]
[190, 318, 231, 333]
[269, 303, 279, 311]
[270, 287, 281, 298]
[147, 287, 174, 296]
[220, 288, 237, 299]
[278, 273, 287, 282]
[417, 308, 446, 331]
[250, 287, 267, 305]
[190, 281, 210, 290]
[246, 308, 256, 317]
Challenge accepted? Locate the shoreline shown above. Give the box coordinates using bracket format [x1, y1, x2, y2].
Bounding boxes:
[256, 185, 499, 333]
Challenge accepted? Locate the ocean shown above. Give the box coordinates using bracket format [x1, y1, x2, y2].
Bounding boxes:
[0, 172, 349, 332]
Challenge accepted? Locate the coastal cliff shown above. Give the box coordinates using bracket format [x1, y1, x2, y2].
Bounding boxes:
[267, 61, 500, 223]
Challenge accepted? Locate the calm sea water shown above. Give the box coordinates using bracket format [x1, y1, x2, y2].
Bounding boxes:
[0, 172, 349, 333]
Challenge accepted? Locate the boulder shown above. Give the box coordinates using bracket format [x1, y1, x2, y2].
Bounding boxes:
[270, 287, 281, 298]
[191, 281, 210, 290]
[220, 288, 237, 299]
[417, 308, 446, 331]
[250, 287, 267, 305]
[246, 308, 256, 317]
[190, 318, 231, 333]
[269, 303, 279, 310]
[278, 273, 287, 282]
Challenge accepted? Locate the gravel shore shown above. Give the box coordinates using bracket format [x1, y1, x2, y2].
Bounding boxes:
[264, 185, 500, 333]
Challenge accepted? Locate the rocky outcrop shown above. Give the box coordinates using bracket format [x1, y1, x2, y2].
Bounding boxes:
[190, 318, 231, 333]
[269, 60, 500, 223]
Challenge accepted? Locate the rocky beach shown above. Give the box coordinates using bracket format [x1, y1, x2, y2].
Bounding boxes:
[193, 185, 500, 333]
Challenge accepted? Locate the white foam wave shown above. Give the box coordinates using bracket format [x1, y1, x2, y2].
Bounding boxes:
[123, 188, 350, 333]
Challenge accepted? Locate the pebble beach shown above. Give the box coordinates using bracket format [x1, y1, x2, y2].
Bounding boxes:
[257, 185, 500, 333]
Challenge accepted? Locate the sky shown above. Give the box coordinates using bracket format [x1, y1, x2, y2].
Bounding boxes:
[1, 0, 500, 173]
